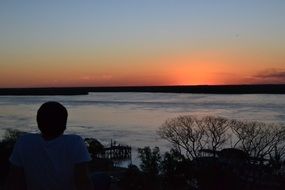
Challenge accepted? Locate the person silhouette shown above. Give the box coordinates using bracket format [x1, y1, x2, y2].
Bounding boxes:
[6, 101, 94, 190]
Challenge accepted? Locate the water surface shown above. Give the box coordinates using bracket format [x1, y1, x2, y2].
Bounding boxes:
[1, 93, 285, 163]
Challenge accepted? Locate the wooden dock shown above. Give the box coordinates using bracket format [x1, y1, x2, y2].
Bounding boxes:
[91, 140, 132, 162]
[103, 145, 132, 161]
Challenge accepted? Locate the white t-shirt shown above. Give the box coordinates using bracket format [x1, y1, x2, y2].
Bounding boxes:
[10, 134, 91, 190]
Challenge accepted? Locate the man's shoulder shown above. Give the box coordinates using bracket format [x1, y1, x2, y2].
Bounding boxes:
[18, 133, 40, 142]
[61, 135, 87, 152]
[14, 133, 41, 148]
[62, 134, 84, 142]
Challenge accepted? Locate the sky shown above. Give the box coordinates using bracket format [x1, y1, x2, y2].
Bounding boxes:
[0, 0, 285, 87]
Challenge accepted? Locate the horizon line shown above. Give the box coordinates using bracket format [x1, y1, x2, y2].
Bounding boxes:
[1, 83, 285, 90]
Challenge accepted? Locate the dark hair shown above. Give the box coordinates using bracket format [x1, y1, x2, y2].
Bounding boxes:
[37, 101, 68, 138]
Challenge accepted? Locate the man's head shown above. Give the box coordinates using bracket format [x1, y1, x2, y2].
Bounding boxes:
[37, 101, 68, 138]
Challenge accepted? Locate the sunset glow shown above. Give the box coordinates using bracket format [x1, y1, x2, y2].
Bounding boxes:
[0, 1, 284, 87]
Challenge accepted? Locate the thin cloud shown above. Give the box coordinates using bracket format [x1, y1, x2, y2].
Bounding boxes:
[255, 69, 285, 80]
[253, 69, 285, 83]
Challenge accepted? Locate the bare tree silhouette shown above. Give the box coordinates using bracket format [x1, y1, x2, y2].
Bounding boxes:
[158, 115, 231, 159]
[230, 120, 285, 163]
[158, 115, 285, 166]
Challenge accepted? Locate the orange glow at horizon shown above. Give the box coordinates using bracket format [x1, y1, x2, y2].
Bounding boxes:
[1, 50, 285, 88]
[154, 51, 261, 85]
[166, 48, 285, 85]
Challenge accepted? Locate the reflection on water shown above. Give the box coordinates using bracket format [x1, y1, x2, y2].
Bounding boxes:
[0, 93, 285, 164]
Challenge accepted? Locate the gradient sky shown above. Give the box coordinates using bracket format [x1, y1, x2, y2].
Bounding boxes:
[0, 0, 285, 87]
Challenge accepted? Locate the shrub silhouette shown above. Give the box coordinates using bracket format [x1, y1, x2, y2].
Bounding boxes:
[0, 129, 26, 186]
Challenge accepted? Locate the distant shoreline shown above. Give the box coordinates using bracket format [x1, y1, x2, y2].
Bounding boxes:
[0, 84, 285, 95]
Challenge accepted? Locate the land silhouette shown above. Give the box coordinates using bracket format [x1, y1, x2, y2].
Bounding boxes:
[0, 84, 285, 95]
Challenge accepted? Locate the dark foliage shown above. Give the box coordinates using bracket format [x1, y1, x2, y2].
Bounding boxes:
[137, 147, 162, 189]
[0, 129, 26, 186]
[119, 165, 145, 190]
[84, 138, 105, 159]
[138, 147, 161, 177]
[160, 149, 195, 190]
[121, 147, 198, 190]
